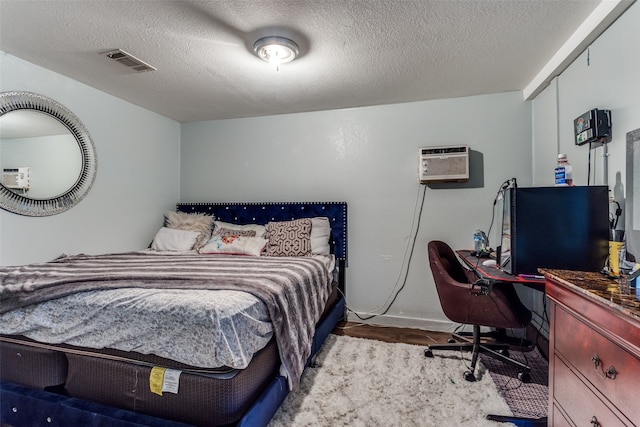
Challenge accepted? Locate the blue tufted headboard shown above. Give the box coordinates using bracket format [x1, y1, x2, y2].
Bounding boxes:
[176, 201, 348, 262]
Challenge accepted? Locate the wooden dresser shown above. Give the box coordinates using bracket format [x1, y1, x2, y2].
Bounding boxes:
[541, 269, 640, 426]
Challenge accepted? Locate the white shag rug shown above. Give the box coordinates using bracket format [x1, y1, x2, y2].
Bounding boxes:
[269, 334, 515, 427]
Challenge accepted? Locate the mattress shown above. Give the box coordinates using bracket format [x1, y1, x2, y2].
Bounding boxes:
[1, 251, 334, 389]
[0, 286, 274, 370]
[0, 339, 279, 427]
[63, 339, 281, 427]
[0, 340, 67, 390]
[1, 286, 340, 426]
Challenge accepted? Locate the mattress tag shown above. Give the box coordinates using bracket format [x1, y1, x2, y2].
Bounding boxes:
[149, 367, 182, 396]
[162, 369, 181, 394]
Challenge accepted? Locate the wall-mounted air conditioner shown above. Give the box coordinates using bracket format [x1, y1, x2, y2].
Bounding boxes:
[2, 167, 31, 190]
[418, 145, 469, 183]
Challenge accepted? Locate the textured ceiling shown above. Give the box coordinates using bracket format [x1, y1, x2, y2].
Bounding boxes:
[0, 0, 623, 122]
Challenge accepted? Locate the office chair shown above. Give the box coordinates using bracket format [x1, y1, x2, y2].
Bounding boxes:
[424, 240, 533, 382]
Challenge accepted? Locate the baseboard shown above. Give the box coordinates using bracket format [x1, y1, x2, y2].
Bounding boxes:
[346, 312, 454, 332]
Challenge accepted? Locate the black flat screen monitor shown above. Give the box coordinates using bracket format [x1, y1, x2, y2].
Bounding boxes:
[499, 185, 609, 276]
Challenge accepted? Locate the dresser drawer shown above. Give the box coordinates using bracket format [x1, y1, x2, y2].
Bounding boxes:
[554, 356, 629, 426]
[555, 305, 640, 421]
[551, 404, 573, 427]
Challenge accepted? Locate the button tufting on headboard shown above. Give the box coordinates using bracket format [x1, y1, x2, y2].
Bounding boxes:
[176, 201, 348, 262]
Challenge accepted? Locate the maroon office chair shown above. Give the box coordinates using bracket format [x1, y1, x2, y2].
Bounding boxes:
[425, 240, 533, 382]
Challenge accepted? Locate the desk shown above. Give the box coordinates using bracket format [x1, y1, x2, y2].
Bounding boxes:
[456, 250, 545, 292]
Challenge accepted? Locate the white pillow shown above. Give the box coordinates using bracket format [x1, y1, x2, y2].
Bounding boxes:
[199, 235, 268, 256]
[213, 221, 267, 238]
[311, 217, 331, 255]
[164, 211, 214, 250]
[151, 227, 200, 252]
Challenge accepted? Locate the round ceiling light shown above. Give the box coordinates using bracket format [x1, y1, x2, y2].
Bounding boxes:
[253, 36, 299, 70]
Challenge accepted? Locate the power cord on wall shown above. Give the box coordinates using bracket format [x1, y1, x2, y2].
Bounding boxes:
[350, 184, 428, 321]
[487, 179, 512, 242]
[473, 178, 515, 271]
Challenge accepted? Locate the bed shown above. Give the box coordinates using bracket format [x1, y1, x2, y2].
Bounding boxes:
[0, 201, 347, 427]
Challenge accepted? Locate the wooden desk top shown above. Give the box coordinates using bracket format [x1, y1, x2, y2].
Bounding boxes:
[540, 269, 640, 323]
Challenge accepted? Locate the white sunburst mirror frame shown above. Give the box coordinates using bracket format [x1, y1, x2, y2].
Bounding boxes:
[0, 91, 97, 216]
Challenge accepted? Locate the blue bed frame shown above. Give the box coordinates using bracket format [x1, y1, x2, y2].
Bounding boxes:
[1, 201, 348, 427]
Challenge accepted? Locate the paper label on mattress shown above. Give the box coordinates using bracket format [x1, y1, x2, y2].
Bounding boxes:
[149, 366, 166, 396]
[149, 366, 182, 396]
[162, 369, 181, 394]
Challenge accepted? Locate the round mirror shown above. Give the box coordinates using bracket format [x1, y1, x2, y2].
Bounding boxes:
[0, 92, 97, 216]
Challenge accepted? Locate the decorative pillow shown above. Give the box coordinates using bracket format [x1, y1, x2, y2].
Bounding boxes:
[310, 217, 331, 255]
[151, 227, 200, 252]
[199, 235, 268, 256]
[265, 219, 312, 257]
[214, 227, 257, 237]
[165, 211, 214, 250]
[213, 221, 267, 238]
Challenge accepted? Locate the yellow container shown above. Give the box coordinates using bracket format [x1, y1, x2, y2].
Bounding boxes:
[609, 241, 624, 276]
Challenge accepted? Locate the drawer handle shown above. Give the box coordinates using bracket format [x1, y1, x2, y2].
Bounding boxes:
[591, 354, 617, 380]
[604, 365, 617, 380]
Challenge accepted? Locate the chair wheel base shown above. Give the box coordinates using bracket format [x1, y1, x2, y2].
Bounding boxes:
[447, 338, 456, 343]
[518, 371, 531, 383]
[424, 349, 434, 358]
[463, 371, 476, 382]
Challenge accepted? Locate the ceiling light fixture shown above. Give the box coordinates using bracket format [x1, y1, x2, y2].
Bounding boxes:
[253, 36, 299, 71]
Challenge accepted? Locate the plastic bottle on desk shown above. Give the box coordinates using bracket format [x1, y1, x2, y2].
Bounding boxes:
[473, 229, 484, 254]
[554, 154, 573, 186]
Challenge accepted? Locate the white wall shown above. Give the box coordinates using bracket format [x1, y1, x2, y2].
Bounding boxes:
[0, 53, 181, 266]
[532, 78, 560, 186]
[534, 1, 638, 198]
[530, 1, 639, 334]
[534, 2, 640, 245]
[181, 92, 532, 329]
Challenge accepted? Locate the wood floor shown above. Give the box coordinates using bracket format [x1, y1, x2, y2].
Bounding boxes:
[332, 321, 453, 346]
[333, 321, 550, 360]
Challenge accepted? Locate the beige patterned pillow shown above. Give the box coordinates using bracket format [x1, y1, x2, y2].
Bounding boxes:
[214, 227, 257, 237]
[164, 211, 214, 250]
[265, 219, 312, 257]
[213, 221, 267, 238]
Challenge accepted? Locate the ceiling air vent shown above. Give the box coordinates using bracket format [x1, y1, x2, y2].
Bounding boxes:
[102, 49, 156, 72]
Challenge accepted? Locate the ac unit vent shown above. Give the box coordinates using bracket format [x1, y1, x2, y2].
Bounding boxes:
[2, 167, 30, 190]
[418, 145, 469, 183]
[102, 49, 156, 73]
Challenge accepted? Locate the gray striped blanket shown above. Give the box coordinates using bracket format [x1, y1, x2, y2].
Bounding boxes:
[0, 251, 333, 390]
